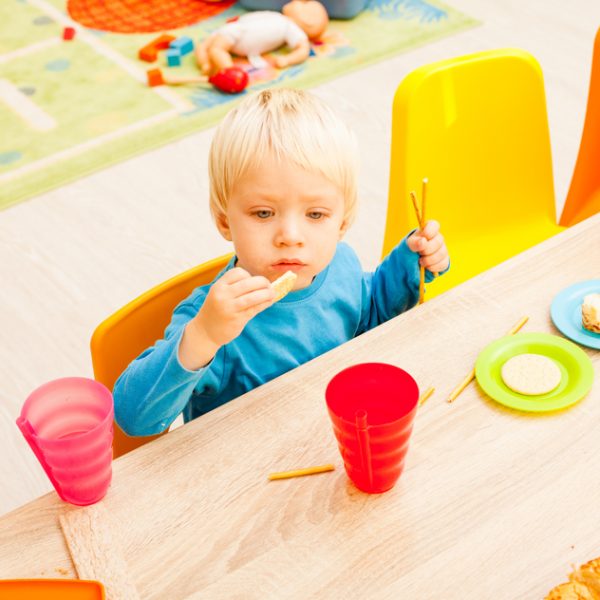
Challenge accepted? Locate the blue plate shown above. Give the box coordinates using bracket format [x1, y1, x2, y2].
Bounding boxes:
[551, 280, 600, 349]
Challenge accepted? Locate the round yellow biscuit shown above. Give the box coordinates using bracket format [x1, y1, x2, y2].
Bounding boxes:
[500, 353, 562, 396]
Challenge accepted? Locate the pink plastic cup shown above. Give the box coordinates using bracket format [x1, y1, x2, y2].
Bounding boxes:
[16, 377, 114, 506]
[325, 363, 419, 494]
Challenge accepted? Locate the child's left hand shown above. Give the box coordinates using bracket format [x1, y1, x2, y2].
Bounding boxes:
[406, 220, 449, 274]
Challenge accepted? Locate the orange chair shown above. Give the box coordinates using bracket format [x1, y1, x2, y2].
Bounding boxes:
[560, 27, 600, 226]
[91, 253, 232, 458]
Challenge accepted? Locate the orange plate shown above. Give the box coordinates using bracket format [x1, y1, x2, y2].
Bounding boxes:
[0, 579, 105, 599]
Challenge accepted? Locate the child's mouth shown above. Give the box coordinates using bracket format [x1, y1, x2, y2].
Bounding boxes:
[272, 260, 305, 272]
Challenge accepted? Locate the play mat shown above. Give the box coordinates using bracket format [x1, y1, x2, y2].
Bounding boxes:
[0, 0, 478, 210]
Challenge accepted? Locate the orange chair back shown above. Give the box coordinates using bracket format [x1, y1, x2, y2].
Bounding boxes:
[91, 253, 232, 458]
[560, 28, 600, 226]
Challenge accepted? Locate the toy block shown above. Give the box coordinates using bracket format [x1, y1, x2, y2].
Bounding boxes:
[165, 49, 181, 67]
[152, 35, 175, 50]
[146, 68, 165, 87]
[63, 27, 76, 40]
[169, 36, 194, 56]
[138, 34, 176, 63]
[139, 46, 158, 62]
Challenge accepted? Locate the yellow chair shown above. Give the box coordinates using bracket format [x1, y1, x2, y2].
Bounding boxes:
[91, 253, 232, 458]
[382, 48, 565, 298]
[560, 27, 600, 226]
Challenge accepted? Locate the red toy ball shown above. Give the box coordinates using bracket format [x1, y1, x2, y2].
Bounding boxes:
[208, 67, 249, 94]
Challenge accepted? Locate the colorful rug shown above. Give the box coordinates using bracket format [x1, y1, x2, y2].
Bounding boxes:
[0, 0, 478, 210]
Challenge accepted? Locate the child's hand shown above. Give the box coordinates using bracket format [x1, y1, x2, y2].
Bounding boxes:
[179, 268, 275, 370]
[406, 220, 449, 274]
[195, 267, 276, 348]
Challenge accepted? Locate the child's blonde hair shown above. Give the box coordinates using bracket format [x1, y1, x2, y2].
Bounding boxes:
[209, 88, 359, 227]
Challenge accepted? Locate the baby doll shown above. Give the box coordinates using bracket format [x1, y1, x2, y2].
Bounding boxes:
[195, 0, 329, 76]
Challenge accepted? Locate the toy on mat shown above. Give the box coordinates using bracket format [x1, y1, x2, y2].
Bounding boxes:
[62, 27, 76, 41]
[138, 34, 176, 63]
[195, 0, 328, 75]
[165, 36, 195, 67]
[146, 67, 249, 94]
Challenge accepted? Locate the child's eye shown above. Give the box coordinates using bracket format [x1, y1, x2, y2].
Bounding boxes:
[253, 210, 273, 219]
[307, 211, 325, 220]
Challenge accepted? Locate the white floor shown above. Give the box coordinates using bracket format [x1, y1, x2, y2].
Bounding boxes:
[2, 0, 599, 517]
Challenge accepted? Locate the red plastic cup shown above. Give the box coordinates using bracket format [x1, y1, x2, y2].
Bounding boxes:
[325, 363, 419, 494]
[16, 377, 114, 506]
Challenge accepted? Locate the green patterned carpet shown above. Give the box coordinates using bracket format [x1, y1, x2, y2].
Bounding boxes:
[0, 0, 478, 209]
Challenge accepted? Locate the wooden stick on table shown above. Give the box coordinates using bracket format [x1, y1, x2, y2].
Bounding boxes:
[268, 464, 335, 480]
[447, 316, 529, 403]
[418, 386, 435, 406]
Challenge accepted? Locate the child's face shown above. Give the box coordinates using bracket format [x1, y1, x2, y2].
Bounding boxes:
[216, 155, 349, 290]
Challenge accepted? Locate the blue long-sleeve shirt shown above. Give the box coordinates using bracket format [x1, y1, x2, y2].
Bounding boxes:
[114, 237, 442, 435]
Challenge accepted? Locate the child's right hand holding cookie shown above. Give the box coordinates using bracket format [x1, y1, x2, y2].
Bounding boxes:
[179, 268, 275, 370]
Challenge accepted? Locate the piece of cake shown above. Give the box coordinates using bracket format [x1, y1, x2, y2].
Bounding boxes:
[570, 557, 600, 597]
[582, 293, 600, 334]
[545, 581, 597, 600]
[545, 556, 600, 599]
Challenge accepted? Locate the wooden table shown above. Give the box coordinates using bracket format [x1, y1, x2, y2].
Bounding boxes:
[1, 214, 599, 599]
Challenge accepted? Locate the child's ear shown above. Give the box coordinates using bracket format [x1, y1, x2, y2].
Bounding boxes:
[215, 212, 232, 241]
[338, 218, 350, 240]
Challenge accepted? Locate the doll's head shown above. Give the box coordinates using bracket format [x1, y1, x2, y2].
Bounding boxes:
[283, 0, 329, 40]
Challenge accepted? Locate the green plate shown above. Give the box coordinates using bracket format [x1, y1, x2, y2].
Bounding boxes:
[475, 332, 594, 412]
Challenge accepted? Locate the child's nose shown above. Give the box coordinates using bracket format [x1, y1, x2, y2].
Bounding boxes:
[274, 218, 304, 246]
